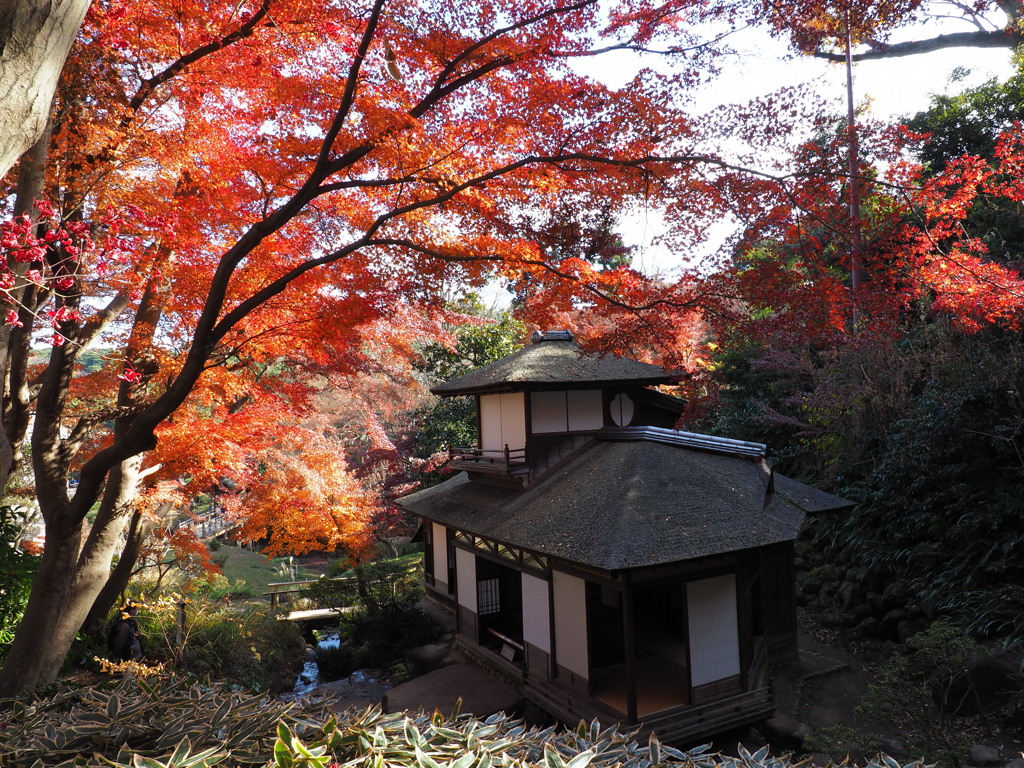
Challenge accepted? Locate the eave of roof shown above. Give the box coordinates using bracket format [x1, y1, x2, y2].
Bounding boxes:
[399, 437, 814, 572]
[431, 338, 678, 396]
[772, 474, 855, 514]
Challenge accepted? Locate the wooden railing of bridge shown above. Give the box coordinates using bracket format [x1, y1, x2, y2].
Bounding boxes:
[264, 575, 357, 609]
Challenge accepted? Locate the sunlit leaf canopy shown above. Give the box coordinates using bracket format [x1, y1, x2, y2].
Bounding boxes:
[48, 0, 788, 350]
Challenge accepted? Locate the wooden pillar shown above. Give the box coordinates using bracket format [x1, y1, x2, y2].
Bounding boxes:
[623, 574, 638, 723]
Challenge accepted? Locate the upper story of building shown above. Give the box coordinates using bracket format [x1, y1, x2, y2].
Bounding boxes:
[433, 330, 763, 486]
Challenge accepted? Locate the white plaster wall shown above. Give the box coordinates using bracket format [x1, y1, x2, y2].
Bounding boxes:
[480, 394, 503, 453]
[431, 522, 448, 590]
[522, 572, 551, 652]
[480, 393, 526, 452]
[456, 549, 477, 611]
[687, 574, 740, 686]
[567, 390, 604, 431]
[531, 391, 567, 433]
[500, 392, 526, 450]
[552, 570, 588, 676]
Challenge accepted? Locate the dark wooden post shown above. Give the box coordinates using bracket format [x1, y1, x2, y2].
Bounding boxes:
[623, 574, 638, 723]
[176, 598, 188, 663]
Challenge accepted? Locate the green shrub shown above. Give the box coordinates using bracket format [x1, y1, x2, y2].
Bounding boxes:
[803, 724, 880, 760]
[311, 643, 357, 682]
[303, 555, 423, 614]
[344, 602, 440, 669]
[855, 621, 982, 766]
[0, 505, 40, 662]
[139, 598, 303, 692]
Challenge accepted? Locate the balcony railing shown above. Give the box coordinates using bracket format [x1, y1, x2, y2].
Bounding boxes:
[448, 445, 529, 477]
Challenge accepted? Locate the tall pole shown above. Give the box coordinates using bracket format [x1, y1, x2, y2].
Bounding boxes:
[845, 8, 866, 300]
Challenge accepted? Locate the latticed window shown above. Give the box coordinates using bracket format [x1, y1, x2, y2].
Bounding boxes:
[477, 578, 501, 614]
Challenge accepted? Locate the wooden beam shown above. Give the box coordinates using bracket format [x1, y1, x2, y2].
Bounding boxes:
[623, 573, 638, 723]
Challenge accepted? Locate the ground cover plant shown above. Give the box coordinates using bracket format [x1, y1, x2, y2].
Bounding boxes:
[0, 673, 935, 768]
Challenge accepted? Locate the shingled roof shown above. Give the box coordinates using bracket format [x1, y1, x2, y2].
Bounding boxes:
[399, 436, 849, 571]
[431, 331, 678, 396]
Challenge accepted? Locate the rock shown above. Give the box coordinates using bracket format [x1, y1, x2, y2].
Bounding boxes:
[936, 655, 1024, 716]
[866, 592, 885, 616]
[878, 608, 907, 641]
[822, 564, 844, 583]
[864, 561, 892, 592]
[800, 577, 822, 596]
[762, 713, 812, 748]
[905, 601, 926, 620]
[819, 609, 845, 628]
[405, 643, 455, 676]
[849, 603, 873, 623]
[968, 744, 1002, 766]
[1003, 757, 1024, 768]
[879, 738, 905, 756]
[857, 616, 880, 637]
[838, 581, 862, 611]
[882, 579, 911, 610]
[897, 619, 922, 643]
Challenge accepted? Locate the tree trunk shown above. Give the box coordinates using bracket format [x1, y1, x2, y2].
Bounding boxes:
[0, 0, 90, 180]
[0, 119, 55, 495]
[82, 502, 167, 637]
[0, 455, 141, 694]
[0, 513, 83, 692]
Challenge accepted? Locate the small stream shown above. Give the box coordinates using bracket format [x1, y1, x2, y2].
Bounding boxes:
[282, 633, 391, 704]
[289, 633, 340, 697]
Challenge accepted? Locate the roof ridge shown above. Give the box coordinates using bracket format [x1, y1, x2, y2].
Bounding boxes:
[599, 426, 767, 459]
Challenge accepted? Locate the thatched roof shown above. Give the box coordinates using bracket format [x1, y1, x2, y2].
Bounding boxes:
[771, 474, 853, 514]
[432, 333, 678, 396]
[399, 436, 850, 572]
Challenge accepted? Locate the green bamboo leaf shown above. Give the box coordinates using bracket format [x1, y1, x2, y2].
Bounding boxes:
[210, 698, 232, 726]
[179, 745, 230, 768]
[415, 746, 443, 768]
[544, 744, 567, 768]
[133, 756, 168, 768]
[448, 698, 462, 720]
[565, 748, 596, 768]
[167, 738, 193, 765]
[450, 751, 478, 768]
[278, 722, 297, 750]
[405, 717, 424, 748]
[106, 695, 122, 721]
[648, 732, 661, 765]
[274, 738, 294, 768]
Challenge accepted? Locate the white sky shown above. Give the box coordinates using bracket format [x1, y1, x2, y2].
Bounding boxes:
[623, 28, 1017, 279]
[481, 18, 1018, 308]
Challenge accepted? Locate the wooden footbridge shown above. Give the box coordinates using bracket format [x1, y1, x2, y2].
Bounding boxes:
[264, 576, 357, 633]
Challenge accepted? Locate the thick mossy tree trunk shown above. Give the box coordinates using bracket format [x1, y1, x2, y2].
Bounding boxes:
[0, 455, 142, 692]
[0, 0, 90, 179]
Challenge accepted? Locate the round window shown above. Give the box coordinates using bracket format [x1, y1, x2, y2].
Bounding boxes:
[610, 393, 635, 427]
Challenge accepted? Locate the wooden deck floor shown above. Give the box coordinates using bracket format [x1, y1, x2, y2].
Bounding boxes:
[590, 657, 690, 718]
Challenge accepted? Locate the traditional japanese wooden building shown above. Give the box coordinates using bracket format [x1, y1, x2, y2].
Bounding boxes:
[398, 330, 851, 743]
